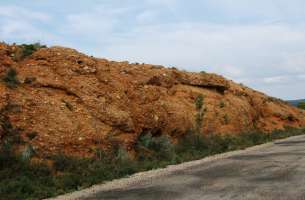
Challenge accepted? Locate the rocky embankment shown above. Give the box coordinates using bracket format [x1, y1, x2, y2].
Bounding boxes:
[0, 43, 304, 157]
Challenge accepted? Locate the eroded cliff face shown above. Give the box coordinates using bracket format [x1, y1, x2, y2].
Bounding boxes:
[1, 43, 304, 157]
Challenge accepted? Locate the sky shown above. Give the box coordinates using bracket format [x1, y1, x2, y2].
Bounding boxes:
[0, 0, 305, 100]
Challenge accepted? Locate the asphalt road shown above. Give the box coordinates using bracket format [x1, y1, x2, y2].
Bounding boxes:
[78, 135, 305, 200]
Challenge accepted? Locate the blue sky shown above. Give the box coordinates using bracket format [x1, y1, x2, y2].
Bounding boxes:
[1, 0, 305, 100]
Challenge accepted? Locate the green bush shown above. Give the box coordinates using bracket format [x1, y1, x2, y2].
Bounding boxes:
[26, 132, 38, 140]
[0, 143, 55, 200]
[297, 102, 305, 110]
[175, 130, 208, 162]
[136, 133, 176, 161]
[24, 76, 37, 84]
[223, 114, 229, 124]
[195, 95, 204, 110]
[52, 154, 88, 173]
[19, 43, 46, 59]
[2, 68, 20, 89]
[21, 144, 35, 162]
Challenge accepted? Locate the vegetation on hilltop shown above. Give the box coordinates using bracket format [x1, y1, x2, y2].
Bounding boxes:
[298, 102, 305, 110]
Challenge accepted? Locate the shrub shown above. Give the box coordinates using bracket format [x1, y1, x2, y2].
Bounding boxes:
[52, 154, 89, 173]
[223, 114, 229, 124]
[194, 95, 206, 133]
[0, 141, 55, 200]
[62, 100, 73, 111]
[0, 141, 15, 170]
[2, 68, 20, 88]
[219, 101, 225, 108]
[136, 133, 175, 161]
[195, 95, 204, 110]
[116, 147, 130, 162]
[176, 129, 208, 157]
[21, 144, 35, 162]
[24, 76, 37, 84]
[55, 174, 82, 190]
[0, 105, 23, 145]
[195, 111, 204, 132]
[297, 102, 305, 110]
[19, 43, 46, 59]
[26, 132, 38, 140]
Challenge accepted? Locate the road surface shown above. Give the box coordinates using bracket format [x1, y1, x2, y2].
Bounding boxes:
[51, 135, 305, 200]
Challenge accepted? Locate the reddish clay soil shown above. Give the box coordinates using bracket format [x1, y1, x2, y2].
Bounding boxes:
[0, 43, 304, 157]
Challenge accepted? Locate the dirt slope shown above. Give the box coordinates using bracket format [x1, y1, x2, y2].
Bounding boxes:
[1, 43, 305, 157]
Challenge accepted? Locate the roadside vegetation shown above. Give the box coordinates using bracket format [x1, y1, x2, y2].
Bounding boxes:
[0, 126, 304, 200]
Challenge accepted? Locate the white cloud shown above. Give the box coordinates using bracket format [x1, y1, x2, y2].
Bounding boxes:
[61, 4, 133, 39]
[65, 13, 116, 35]
[136, 10, 160, 24]
[144, 0, 177, 7]
[100, 23, 305, 75]
[0, 5, 50, 21]
[205, 0, 305, 22]
[297, 74, 305, 80]
[0, 1, 305, 99]
[0, 5, 55, 42]
[263, 76, 290, 84]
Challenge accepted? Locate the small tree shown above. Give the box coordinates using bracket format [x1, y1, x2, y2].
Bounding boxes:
[297, 102, 305, 110]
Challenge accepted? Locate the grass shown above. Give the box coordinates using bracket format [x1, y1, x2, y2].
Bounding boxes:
[0, 127, 304, 200]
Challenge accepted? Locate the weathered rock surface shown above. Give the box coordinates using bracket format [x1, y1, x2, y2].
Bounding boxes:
[0, 43, 304, 157]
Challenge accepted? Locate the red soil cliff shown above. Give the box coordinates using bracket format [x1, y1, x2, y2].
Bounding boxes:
[0, 43, 304, 157]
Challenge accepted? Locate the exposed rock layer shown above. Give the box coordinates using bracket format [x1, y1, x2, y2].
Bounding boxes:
[0, 43, 304, 156]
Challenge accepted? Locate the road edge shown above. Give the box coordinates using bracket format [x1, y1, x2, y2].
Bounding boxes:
[46, 134, 305, 200]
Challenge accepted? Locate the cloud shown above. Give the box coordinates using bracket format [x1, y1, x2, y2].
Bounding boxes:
[0, 1, 305, 99]
[263, 76, 290, 84]
[204, 0, 305, 22]
[0, 5, 51, 21]
[136, 10, 160, 24]
[297, 74, 305, 80]
[145, 0, 177, 6]
[0, 5, 55, 43]
[101, 22, 305, 75]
